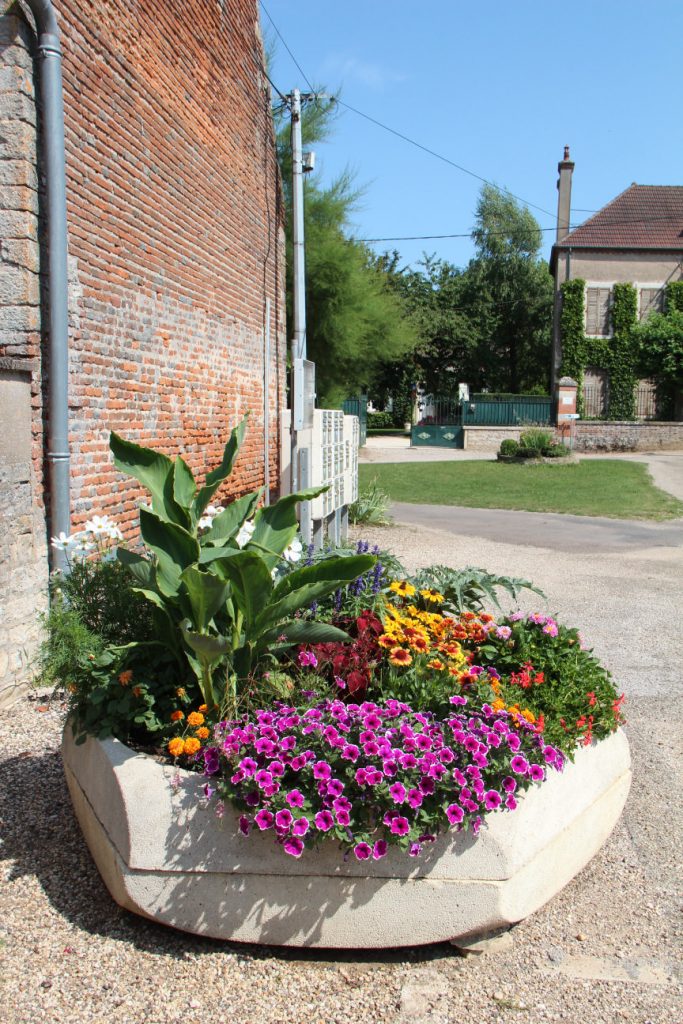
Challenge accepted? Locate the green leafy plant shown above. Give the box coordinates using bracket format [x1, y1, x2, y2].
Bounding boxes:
[410, 565, 544, 615]
[349, 482, 393, 526]
[519, 428, 554, 453]
[498, 438, 520, 457]
[110, 417, 376, 714]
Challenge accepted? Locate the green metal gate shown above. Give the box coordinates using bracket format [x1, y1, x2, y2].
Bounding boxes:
[342, 395, 368, 446]
[411, 393, 552, 448]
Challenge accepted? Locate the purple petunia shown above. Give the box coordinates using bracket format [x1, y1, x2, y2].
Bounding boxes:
[389, 816, 410, 836]
[445, 804, 464, 826]
[354, 842, 372, 861]
[314, 810, 334, 832]
[283, 836, 305, 857]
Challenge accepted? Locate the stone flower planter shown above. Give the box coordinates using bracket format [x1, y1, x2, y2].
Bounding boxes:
[62, 726, 630, 949]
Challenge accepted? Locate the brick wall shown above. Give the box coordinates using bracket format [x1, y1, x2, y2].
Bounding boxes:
[0, 1, 286, 702]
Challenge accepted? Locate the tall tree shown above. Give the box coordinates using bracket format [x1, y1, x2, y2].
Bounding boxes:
[466, 185, 553, 393]
[275, 100, 416, 407]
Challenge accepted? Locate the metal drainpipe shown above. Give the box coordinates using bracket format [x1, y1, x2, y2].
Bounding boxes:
[25, 0, 70, 572]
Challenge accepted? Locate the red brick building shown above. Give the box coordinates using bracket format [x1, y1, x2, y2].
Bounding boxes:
[0, 0, 286, 704]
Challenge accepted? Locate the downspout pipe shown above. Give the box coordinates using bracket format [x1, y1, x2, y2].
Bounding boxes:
[25, 0, 70, 572]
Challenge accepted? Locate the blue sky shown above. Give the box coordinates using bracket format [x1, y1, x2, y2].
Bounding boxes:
[262, 0, 682, 270]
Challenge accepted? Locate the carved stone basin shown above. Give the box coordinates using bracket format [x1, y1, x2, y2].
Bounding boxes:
[62, 726, 631, 948]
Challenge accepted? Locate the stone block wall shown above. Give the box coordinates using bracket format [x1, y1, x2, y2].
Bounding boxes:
[571, 422, 683, 452]
[0, 15, 47, 707]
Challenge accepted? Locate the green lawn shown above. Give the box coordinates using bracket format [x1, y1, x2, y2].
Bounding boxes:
[359, 459, 683, 520]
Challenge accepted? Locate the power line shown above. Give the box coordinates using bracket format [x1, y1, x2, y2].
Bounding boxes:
[259, 1, 315, 94]
[334, 98, 557, 221]
[354, 214, 683, 244]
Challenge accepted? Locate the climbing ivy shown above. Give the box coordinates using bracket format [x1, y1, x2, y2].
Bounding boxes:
[559, 279, 638, 419]
[667, 280, 683, 313]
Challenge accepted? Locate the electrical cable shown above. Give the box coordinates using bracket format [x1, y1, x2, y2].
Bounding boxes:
[259, 1, 315, 94]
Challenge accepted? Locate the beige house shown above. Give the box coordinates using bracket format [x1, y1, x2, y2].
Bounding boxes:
[550, 152, 683, 393]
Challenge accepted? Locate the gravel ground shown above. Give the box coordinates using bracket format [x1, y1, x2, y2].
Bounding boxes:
[1, 518, 682, 1024]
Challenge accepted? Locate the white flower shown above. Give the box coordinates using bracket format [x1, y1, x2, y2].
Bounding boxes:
[282, 537, 303, 563]
[235, 519, 256, 548]
[84, 514, 122, 541]
[198, 504, 224, 532]
[51, 531, 74, 551]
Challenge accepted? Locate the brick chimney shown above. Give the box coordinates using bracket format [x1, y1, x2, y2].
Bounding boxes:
[556, 145, 574, 242]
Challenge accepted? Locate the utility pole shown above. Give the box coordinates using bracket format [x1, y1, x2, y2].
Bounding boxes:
[289, 87, 306, 496]
[286, 89, 324, 543]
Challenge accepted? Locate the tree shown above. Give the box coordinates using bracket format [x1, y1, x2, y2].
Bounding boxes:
[275, 100, 417, 407]
[465, 185, 553, 394]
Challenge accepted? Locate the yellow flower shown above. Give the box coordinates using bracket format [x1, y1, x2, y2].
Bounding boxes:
[168, 738, 185, 757]
[419, 588, 445, 604]
[388, 647, 412, 667]
[183, 737, 201, 755]
[491, 699, 506, 711]
[176, 688, 186, 698]
[187, 711, 205, 727]
[389, 580, 416, 598]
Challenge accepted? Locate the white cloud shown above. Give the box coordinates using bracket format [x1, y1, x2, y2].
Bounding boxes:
[322, 53, 409, 90]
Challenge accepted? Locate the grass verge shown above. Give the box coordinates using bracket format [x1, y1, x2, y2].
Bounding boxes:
[358, 459, 683, 520]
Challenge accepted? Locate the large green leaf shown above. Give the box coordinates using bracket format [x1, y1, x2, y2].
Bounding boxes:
[180, 566, 230, 631]
[139, 507, 200, 597]
[248, 486, 327, 567]
[180, 624, 231, 663]
[193, 416, 248, 520]
[110, 432, 187, 525]
[255, 619, 350, 657]
[201, 489, 262, 546]
[116, 547, 155, 588]
[256, 554, 375, 635]
[209, 549, 273, 629]
[173, 457, 197, 514]
[271, 554, 375, 601]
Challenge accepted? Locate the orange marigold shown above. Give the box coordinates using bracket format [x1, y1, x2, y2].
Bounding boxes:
[195, 727, 210, 740]
[176, 687, 186, 698]
[168, 738, 185, 757]
[132, 686, 142, 698]
[170, 710, 184, 722]
[183, 737, 201, 755]
[118, 669, 133, 686]
[198, 704, 208, 713]
[187, 711, 205, 727]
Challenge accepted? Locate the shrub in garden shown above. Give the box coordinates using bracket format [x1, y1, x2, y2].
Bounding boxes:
[498, 439, 520, 457]
[541, 442, 570, 458]
[519, 428, 554, 454]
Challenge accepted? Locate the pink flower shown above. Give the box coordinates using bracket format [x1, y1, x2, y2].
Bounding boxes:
[372, 839, 388, 860]
[389, 816, 410, 836]
[292, 816, 310, 836]
[354, 842, 372, 861]
[254, 809, 274, 831]
[446, 804, 464, 826]
[314, 810, 334, 832]
[298, 650, 318, 668]
[285, 789, 305, 808]
[389, 782, 407, 804]
[283, 836, 305, 857]
[275, 808, 293, 831]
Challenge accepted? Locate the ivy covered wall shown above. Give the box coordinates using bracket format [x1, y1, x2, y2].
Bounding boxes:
[559, 279, 639, 419]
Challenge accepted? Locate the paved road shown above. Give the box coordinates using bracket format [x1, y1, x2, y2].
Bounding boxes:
[391, 502, 683, 553]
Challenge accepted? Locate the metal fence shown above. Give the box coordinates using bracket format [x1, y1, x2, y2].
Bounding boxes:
[582, 381, 661, 420]
[415, 394, 552, 427]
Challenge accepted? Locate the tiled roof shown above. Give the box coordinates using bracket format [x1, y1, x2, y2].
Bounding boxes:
[556, 184, 683, 250]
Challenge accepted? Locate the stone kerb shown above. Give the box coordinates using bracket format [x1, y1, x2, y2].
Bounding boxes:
[62, 726, 631, 949]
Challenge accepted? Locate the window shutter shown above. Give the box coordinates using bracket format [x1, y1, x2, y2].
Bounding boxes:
[586, 287, 611, 335]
